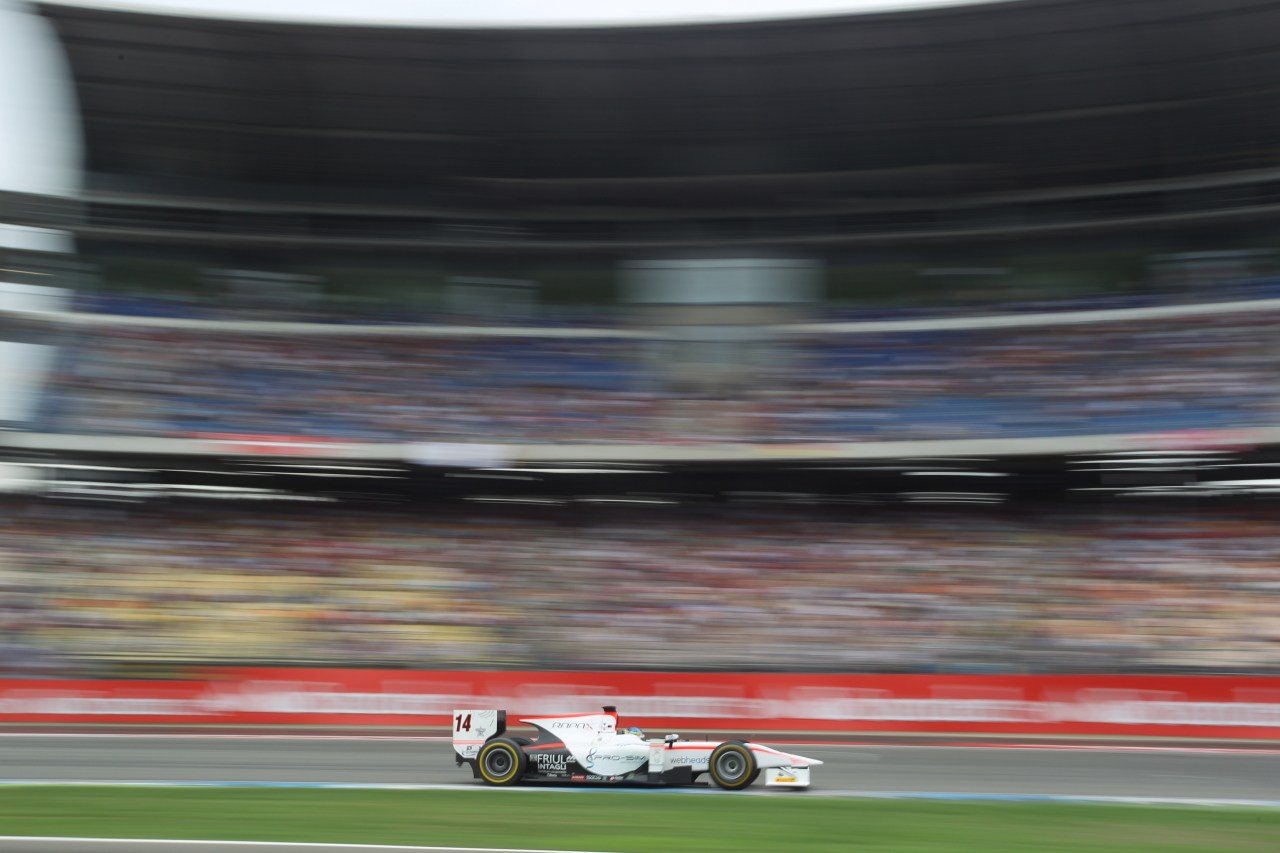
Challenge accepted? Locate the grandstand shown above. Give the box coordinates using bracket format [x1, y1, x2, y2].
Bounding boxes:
[3, 499, 1279, 675]
[1, 0, 1279, 678]
[7, 303, 1277, 443]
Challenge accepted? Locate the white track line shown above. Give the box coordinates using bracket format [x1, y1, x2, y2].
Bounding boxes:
[0, 840, 617, 853]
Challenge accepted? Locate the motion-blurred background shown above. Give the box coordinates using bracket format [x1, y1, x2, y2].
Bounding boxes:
[2, 0, 1280, 684]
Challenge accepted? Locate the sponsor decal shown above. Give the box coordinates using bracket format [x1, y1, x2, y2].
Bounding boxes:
[665, 754, 705, 766]
[571, 774, 586, 782]
[533, 754, 571, 772]
[549, 721, 595, 730]
[584, 747, 638, 769]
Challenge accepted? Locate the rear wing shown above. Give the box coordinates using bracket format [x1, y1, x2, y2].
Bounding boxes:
[452, 709, 505, 760]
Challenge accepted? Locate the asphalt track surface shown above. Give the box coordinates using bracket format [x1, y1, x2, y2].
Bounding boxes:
[3, 734, 1280, 853]
[2, 733, 1279, 800]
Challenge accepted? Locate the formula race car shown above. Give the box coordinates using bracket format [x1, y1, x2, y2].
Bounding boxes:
[453, 706, 822, 790]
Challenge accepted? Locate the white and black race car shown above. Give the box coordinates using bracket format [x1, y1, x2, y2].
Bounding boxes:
[453, 706, 822, 790]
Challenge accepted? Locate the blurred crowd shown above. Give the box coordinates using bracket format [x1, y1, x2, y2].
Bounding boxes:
[36, 311, 1277, 442]
[2, 501, 1278, 675]
[41, 333, 652, 442]
[772, 316, 1275, 440]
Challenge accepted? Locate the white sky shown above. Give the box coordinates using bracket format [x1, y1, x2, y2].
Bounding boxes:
[50, 0, 1012, 27]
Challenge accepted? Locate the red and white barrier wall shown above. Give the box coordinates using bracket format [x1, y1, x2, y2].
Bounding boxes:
[3, 670, 1279, 739]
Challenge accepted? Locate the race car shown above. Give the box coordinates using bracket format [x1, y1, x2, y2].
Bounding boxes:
[452, 706, 822, 789]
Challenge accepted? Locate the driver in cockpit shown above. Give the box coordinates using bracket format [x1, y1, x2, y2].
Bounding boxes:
[604, 706, 644, 739]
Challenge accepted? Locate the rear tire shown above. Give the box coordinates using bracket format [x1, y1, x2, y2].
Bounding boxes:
[477, 737, 527, 786]
[708, 741, 758, 790]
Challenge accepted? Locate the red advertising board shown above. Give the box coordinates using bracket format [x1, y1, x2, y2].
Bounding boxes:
[194, 434, 357, 456]
[3, 670, 1279, 739]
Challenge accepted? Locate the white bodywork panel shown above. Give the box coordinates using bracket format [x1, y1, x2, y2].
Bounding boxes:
[452, 709, 501, 760]
[521, 712, 647, 777]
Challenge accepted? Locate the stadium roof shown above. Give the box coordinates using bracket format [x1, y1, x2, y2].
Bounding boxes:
[29, 0, 1280, 248]
[47, 0, 1021, 29]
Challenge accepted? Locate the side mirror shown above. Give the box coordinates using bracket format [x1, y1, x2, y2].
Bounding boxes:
[665, 733, 680, 745]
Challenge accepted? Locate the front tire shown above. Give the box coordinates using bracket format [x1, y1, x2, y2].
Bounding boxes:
[708, 741, 758, 790]
[477, 737, 527, 786]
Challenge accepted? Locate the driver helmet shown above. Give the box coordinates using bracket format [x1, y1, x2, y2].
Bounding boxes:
[625, 726, 645, 739]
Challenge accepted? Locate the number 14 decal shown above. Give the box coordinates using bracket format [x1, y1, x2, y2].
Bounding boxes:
[454, 713, 472, 732]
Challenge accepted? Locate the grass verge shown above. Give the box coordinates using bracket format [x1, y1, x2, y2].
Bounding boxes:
[0, 786, 1276, 852]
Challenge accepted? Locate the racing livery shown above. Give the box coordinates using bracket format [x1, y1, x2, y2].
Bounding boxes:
[453, 706, 822, 789]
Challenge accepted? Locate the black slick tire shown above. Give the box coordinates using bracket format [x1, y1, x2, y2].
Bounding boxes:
[477, 737, 527, 786]
[707, 741, 758, 790]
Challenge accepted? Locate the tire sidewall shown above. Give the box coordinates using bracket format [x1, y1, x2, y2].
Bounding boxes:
[708, 741, 758, 790]
[477, 737, 527, 786]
